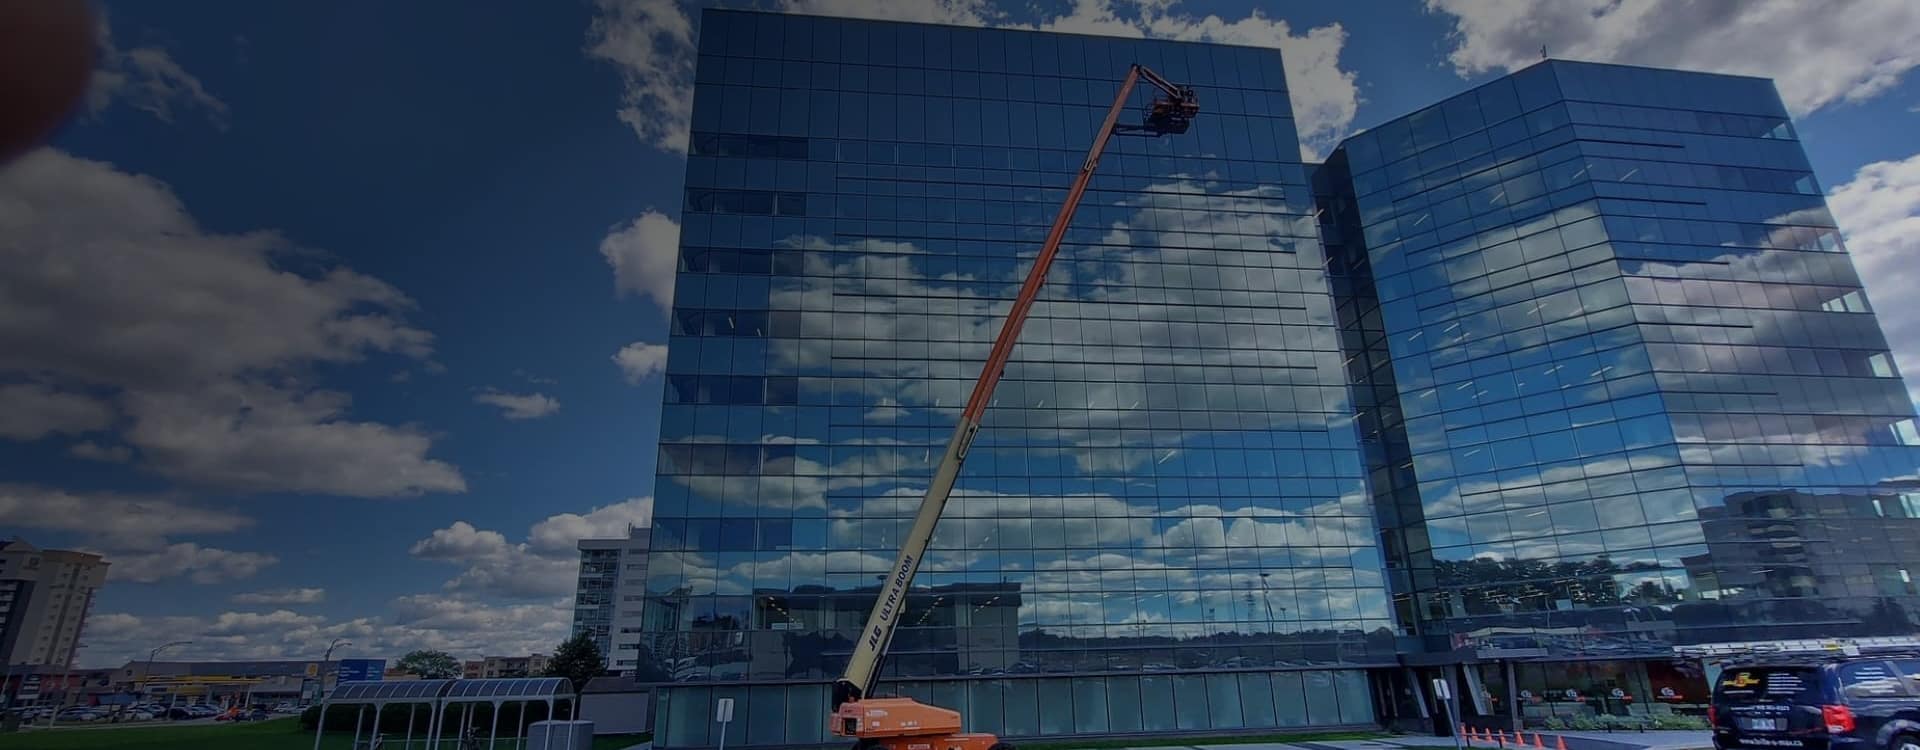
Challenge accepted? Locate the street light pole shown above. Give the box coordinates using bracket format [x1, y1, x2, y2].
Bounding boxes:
[46, 643, 84, 728]
[142, 640, 192, 699]
[1258, 572, 1277, 634]
[317, 639, 350, 703]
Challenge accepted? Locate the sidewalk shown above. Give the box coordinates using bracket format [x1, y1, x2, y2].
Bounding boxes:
[1134, 730, 1712, 750]
[1311, 731, 1711, 750]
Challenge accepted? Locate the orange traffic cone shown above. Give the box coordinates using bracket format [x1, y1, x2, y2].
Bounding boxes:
[1534, 732, 1547, 749]
[1498, 730, 1509, 746]
[1556, 736, 1570, 750]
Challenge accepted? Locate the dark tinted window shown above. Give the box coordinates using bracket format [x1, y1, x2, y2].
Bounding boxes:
[1840, 661, 1909, 699]
[1714, 667, 1824, 705]
[1890, 659, 1920, 695]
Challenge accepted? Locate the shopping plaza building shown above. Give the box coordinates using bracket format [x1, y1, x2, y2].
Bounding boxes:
[640, 9, 1920, 746]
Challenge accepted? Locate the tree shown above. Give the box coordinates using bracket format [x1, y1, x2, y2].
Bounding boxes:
[544, 632, 606, 693]
[396, 649, 461, 679]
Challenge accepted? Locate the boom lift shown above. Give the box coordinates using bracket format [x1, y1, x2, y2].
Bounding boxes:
[827, 64, 1200, 750]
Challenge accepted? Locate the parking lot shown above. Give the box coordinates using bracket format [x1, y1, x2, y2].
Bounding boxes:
[8, 701, 302, 728]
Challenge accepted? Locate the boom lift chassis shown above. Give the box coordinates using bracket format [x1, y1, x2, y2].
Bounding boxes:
[827, 64, 1201, 750]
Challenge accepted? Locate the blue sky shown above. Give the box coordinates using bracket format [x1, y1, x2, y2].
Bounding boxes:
[2, 0, 1917, 668]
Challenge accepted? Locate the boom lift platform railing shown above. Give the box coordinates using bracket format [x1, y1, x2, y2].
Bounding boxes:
[825, 64, 1201, 750]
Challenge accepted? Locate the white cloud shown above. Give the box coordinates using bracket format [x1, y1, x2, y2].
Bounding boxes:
[104, 542, 278, 584]
[0, 149, 464, 498]
[1261, 21, 1356, 160]
[410, 520, 577, 599]
[89, 13, 230, 128]
[864, 398, 909, 422]
[78, 595, 574, 668]
[439, 555, 580, 600]
[586, 0, 699, 152]
[121, 382, 465, 497]
[588, 1, 1363, 159]
[473, 388, 562, 420]
[730, 177, 1330, 450]
[599, 209, 680, 308]
[0, 484, 251, 550]
[386, 594, 575, 642]
[414, 497, 651, 600]
[613, 341, 670, 384]
[0, 148, 432, 382]
[1827, 152, 1920, 406]
[83, 613, 147, 643]
[410, 521, 514, 561]
[0, 485, 282, 586]
[653, 486, 1373, 621]
[68, 440, 133, 463]
[527, 496, 653, 554]
[1026, 1, 1360, 158]
[514, 369, 560, 385]
[1426, 0, 1920, 115]
[0, 382, 115, 440]
[348, 594, 576, 657]
[206, 609, 325, 635]
[231, 587, 328, 605]
[778, 0, 1010, 27]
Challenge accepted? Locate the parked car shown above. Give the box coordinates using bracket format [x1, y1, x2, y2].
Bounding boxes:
[1712, 652, 1920, 750]
[184, 704, 219, 718]
[56, 707, 102, 722]
[165, 706, 195, 720]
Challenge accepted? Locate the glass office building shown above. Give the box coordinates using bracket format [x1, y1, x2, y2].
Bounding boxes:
[646, 9, 1395, 747]
[1316, 60, 1920, 726]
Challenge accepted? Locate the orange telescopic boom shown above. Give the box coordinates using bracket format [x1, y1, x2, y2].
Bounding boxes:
[827, 64, 1199, 750]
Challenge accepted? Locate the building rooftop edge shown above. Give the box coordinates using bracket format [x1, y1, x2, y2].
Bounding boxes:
[1329, 57, 1780, 154]
[700, 6, 1293, 54]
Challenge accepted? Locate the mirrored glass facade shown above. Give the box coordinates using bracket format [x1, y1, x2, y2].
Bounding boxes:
[1316, 60, 1920, 723]
[652, 14, 1920, 744]
[649, 8, 1393, 747]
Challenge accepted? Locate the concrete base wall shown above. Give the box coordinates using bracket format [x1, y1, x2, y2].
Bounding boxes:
[582, 691, 650, 735]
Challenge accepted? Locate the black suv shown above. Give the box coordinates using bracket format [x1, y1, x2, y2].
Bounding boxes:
[1711, 655, 1920, 750]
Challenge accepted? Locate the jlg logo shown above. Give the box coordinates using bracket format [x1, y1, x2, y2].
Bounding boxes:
[1723, 672, 1760, 688]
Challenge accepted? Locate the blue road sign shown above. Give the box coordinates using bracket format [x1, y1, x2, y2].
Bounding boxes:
[337, 659, 385, 682]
